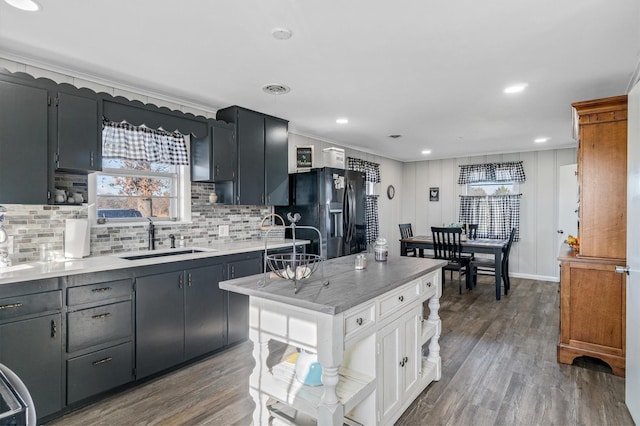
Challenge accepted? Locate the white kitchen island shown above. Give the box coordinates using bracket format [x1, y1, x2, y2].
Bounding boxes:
[220, 254, 446, 426]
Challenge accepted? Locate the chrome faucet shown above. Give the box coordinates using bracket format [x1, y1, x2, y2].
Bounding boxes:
[147, 218, 156, 250]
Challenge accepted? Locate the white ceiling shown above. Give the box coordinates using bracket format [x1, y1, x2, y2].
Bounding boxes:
[1, 0, 639, 162]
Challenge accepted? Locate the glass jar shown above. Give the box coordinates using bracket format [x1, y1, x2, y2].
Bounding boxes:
[374, 237, 388, 262]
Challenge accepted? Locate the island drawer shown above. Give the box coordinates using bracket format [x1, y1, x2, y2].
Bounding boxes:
[67, 341, 133, 404]
[378, 279, 421, 319]
[344, 302, 376, 341]
[421, 272, 438, 299]
[67, 279, 132, 307]
[0, 290, 62, 321]
[67, 300, 133, 352]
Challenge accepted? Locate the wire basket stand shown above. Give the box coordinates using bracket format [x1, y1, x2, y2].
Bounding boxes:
[258, 213, 329, 294]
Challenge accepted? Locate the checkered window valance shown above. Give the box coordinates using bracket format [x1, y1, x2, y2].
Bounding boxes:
[347, 157, 381, 183]
[459, 194, 521, 241]
[102, 120, 189, 165]
[458, 161, 525, 184]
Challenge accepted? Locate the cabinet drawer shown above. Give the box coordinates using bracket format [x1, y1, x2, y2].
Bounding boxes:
[421, 273, 438, 299]
[0, 290, 62, 321]
[67, 301, 132, 352]
[344, 302, 376, 341]
[67, 279, 132, 307]
[379, 280, 421, 320]
[67, 341, 133, 404]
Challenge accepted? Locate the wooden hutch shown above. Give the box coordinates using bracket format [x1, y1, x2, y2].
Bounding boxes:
[558, 95, 627, 376]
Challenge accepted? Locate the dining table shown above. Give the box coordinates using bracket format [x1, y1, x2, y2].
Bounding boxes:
[399, 235, 510, 300]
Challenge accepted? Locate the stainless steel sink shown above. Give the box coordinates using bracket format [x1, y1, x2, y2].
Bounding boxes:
[120, 249, 205, 260]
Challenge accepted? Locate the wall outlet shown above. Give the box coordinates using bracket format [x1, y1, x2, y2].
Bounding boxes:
[219, 225, 229, 237]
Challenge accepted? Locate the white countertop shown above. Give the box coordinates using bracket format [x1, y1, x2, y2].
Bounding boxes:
[0, 239, 308, 286]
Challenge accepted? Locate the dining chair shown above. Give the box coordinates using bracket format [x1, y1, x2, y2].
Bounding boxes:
[431, 227, 473, 294]
[463, 224, 479, 240]
[399, 223, 417, 257]
[471, 227, 516, 295]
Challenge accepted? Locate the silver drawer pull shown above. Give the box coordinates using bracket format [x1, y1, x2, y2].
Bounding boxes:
[398, 295, 404, 302]
[0, 302, 23, 310]
[356, 317, 364, 326]
[91, 287, 112, 293]
[91, 312, 112, 320]
[426, 281, 432, 288]
[92, 357, 113, 366]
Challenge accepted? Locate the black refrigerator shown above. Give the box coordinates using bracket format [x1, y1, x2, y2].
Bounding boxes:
[275, 168, 367, 259]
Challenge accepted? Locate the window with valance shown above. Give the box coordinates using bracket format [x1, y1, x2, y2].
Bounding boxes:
[95, 120, 191, 222]
[458, 161, 524, 241]
[348, 157, 380, 244]
[458, 161, 525, 184]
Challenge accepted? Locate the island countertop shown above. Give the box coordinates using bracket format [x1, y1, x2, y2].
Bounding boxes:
[219, 254, 446, 315]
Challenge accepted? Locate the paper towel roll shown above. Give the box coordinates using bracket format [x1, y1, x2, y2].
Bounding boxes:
[65, 219, 90, 259]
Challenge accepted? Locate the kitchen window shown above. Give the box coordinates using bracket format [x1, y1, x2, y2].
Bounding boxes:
[90, 121, 191, 224]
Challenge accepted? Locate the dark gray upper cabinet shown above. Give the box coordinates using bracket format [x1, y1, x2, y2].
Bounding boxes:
[55, 91, 100, 172]
[265, 116, 289, 205]
[0, 79, 49, 204]
[216, 106, 288, 205]
[191, 122, 236, 182]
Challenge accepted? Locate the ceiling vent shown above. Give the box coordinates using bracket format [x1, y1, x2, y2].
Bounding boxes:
[262, 84, 291, 95]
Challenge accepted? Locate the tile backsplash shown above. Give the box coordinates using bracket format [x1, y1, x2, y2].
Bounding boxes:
[1, 182, 282, 264]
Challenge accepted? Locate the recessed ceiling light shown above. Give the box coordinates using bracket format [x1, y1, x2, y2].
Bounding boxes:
[534, 137, 549, 143]
[388, 134, 402, 139]
[421, 150, 432, 155]
[261, 84, 290, 95]
[336, 118, 349, 124]
[504, 83, 528, 94]
[271, 28, 293, 40]
[4, 0, 39, 11]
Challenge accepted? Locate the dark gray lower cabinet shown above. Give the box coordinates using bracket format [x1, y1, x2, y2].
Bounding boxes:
[227, 256, 262, 344]
[66, 342, 132, 404]
[65, 276, 134, 405]
[0, 313, 62, 419]
[136, 263, 226, 379]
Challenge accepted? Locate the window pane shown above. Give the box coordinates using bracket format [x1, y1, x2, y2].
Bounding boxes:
[96, 195, 173, 218]
[102, 158, 173, 173]
[96, 175, 172, 197]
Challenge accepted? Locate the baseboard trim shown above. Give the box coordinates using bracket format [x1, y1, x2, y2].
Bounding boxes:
[510, 272, 559, 282]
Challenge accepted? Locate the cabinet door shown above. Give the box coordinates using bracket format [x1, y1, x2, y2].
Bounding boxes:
[264, 116, 289, 205]
[190, 124, 235, 183]
[237, 109, 265, 205]
[0, 313, 62, 419]
[213, 124, 236, 181]
[56, 91, 100, 172]
[0, 80, 48, 204]
[227, 256, 262, 344]
[378, 316, 403, 424]
[401, 307, 421, 398]
[135, 271, 185, 379]
[184, 264, 227, 360]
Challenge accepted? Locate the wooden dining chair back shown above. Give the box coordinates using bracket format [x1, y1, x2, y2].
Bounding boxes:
[464, 224, 479, 240]
[431, 226, 472, 294]
[471, 227, 516, 295]
[399, 223, 416, 256]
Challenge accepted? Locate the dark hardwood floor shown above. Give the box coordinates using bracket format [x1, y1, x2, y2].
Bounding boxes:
[47, 275, 634, 426]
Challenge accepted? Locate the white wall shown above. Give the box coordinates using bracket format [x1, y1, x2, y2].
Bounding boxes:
[401, 149, 577, 281]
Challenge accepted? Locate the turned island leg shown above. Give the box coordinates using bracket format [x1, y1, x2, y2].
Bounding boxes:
[426, 296, 442, 380]
[249, 306, 271, 426]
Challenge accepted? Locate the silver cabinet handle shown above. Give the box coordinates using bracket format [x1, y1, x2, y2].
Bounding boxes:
[92, 287, 112, 293]
[92, 313, 112, 320]
[92, 357, 113, 366]
[0, 302, 23, 310]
